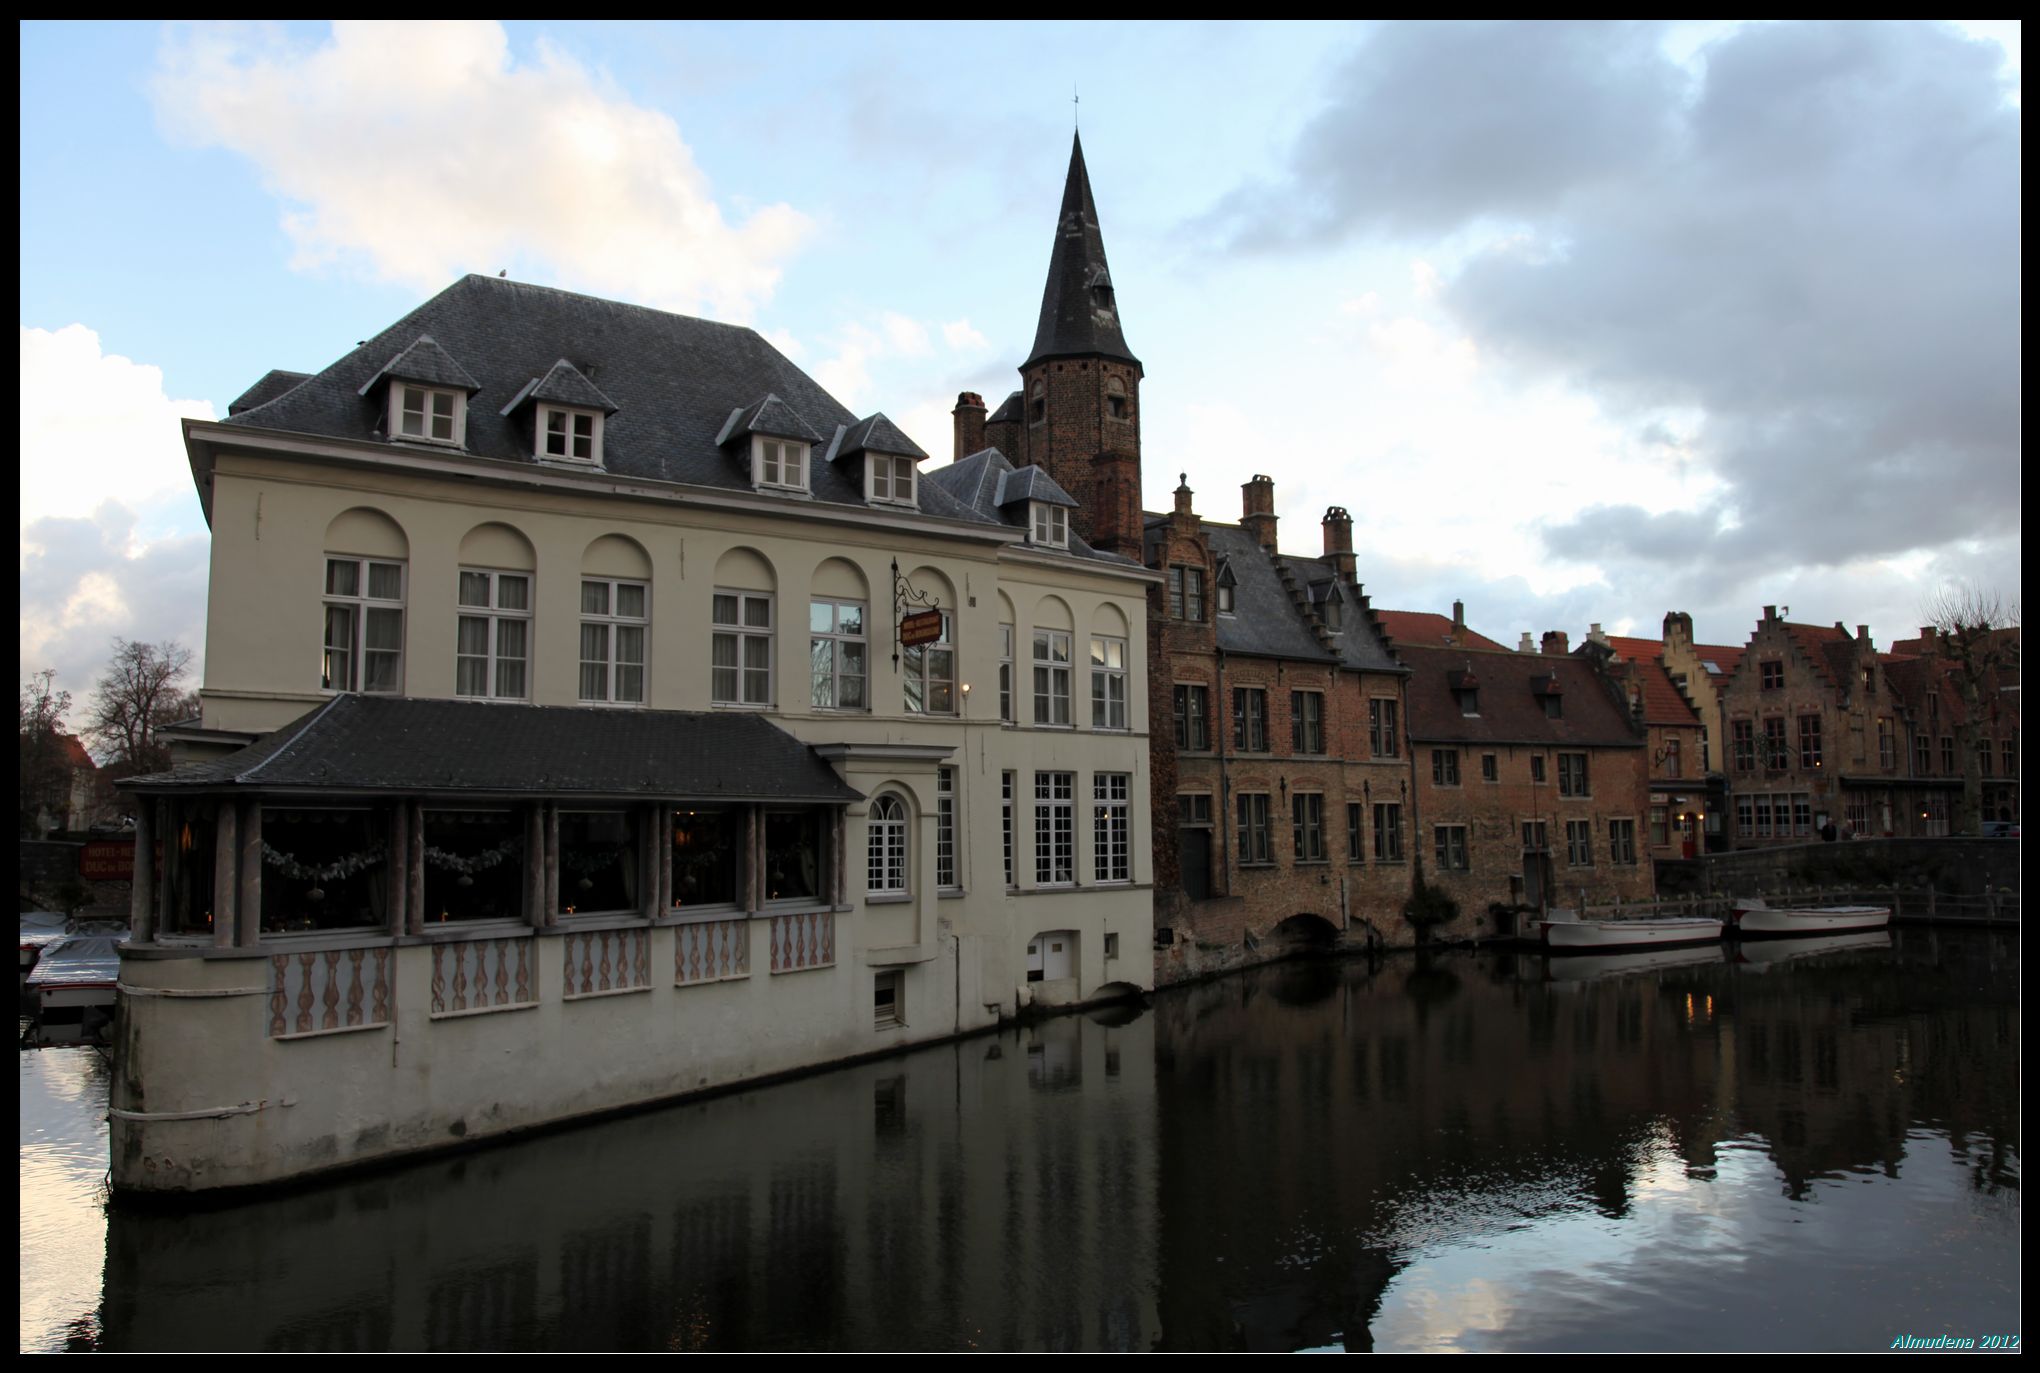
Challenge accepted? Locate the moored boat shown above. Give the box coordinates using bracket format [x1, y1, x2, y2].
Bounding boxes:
[1730, 898, 1892, 936]
[1538, 909, 1725, 951]
[23, 933, 123, 1048]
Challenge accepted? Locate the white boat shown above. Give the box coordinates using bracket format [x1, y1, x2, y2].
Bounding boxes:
[23, 933, 123, 1047]
[1729, 898, 1892, 936]
[1537, 909, 1724, 951]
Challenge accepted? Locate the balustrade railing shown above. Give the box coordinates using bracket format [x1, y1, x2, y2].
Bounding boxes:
[269, 947, 393, 1038]
[430, 937, 536, 1015]
[769, 912, 836, 974]
[675, 918, 750, 986]
[563, 928, 651, 998]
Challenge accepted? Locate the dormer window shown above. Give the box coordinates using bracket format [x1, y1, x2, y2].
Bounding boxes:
[754, 437, 809, 491]
[869, 453, 916, 505]
[1032, 502, 1068, 548]
[538, 406, 602, 464]
[1322, 591, 1343, 631]
[1456, 688, 1479, 716]
[1216, 582, 1235, 615]
[394, 383, 464, 446]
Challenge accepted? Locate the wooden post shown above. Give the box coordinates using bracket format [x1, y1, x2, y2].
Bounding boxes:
[745, 807, 761, 911]
[406, 802, 425, 935]
[213, 801, 239, 949]
[387, 803, 409, 935]
[130, 796, 156, 941]
[657, 807, 673, 915]
[237, 801, 263, 947]
[527, 805, 546, 928]
[543, 803, 560, 926]
[157, 800, 176, 934]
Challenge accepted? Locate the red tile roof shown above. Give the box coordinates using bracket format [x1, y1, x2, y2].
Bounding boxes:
[1604, 635, 1664, 663]
[1375, 610, 1509, 653]
[1626, 657, 1700, 727]
[1399, 644, 1642, 747]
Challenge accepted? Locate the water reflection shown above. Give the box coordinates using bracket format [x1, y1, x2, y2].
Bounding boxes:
[21, 928, 2020, 1351]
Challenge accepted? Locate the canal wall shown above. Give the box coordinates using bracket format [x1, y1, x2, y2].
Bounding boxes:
[1655, 837, 2020, 899]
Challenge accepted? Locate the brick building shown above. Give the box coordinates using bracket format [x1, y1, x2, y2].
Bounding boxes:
[1657, 611, 1747, 852]
[1395, 627, 1655, 935]
[1600, 628, 1711, 860]
[1883, 625, 2020, 831]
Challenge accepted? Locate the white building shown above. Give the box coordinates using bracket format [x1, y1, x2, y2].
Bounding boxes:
[115, 260, 1156, 1194]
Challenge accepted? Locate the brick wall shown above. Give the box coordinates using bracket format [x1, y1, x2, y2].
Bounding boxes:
[1017, 357, 1143, 555]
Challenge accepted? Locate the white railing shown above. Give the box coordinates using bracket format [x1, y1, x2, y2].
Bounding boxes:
[269, 947, 393, 1038]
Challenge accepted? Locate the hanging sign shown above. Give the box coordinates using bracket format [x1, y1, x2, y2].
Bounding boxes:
[900, 609, 945, 647]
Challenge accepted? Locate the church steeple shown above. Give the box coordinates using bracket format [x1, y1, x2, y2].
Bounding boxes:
[1023, 132, 1139, 371]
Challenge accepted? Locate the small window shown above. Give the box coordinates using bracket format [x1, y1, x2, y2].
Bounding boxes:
[754, 437, 809, 491]
[1030, 379, 1046, 425]
[869, 453, 916, 505]
[1481, 753, 1498, 782]
[394, 383, 464, 446]
[1105, 375, 1127, 422]
[1032, 503, 1069, 548]
[1760, 660, 1784, 690]
[874, 970, 903, 1029]
[538, 406, 601, 463]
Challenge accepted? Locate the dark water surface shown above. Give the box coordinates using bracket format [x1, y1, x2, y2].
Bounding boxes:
[19, 927, 2021, 1352]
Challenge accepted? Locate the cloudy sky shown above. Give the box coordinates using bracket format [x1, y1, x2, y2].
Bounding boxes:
[18, 21, 2021, 717]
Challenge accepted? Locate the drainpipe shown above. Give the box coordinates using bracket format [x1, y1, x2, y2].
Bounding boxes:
[1216, 646, 1233, 896]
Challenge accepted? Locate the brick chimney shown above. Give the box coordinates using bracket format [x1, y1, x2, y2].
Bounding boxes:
[1321, 506, 1355, 579]
[1241, 474, 1278, 551]
[1518, 632, 1536, 654]
[1857, 624, 1871, 644]
[1663, 610, 1693, 649]
[1763, 604, 1778, 623]
[1173, 473, 1195, 517]
[1541, 630, 1570, 656]
[1452, 600, 1466, 632]
[1918, 626, 1937, 648]
[952, 392, 986, 461]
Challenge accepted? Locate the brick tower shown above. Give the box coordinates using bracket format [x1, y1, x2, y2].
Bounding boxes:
[1010, 132, 1145, 555]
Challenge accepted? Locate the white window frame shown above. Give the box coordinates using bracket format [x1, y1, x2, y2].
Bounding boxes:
[867, 452, 917, 505]
[1093, 772, 1131, 883]
[999, 624, 1015, 724]
[1001, 771, 1015, 889]
[1033, 771, 1075, 886]
[809, 598, 869, 711]
[867, 793, 908, 896]
[752, 436, 809, 492]
[392, 382, 465, 447]
[937, 767, 959, 891]
[712, 590, 774, 707]
[322, 556, 405, 694]
[904, 611, 957, 715]
[1031, 503, 1069, 548]
[456, 568, 531, 700]
[1032, 629, 1073, 727]
[536, 404, 603, 464]
[579, 579, 649, 705]
[1090, 635, 1128, 730]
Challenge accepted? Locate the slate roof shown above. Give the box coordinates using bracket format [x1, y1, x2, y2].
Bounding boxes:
[1276, 555, 1401, 672]
[995, 463, 1077, 508]
[1774, 621, 1852, 690]
[358, 335, 481, 395]
[1023, 133, 1139, 370]
[921, 449, 1133, 565]
[986, 391, 1024, 425]
[120, 695, 863, 804]
[502, 357, 619, 415]
[836, 413, 928, 461]
[227, 369, 312, 417]
[721, 392, 826, 446]
[218, 275, 994, 527]
[1400, 645, 1643, 747]
[1374, 610, 1510, 653]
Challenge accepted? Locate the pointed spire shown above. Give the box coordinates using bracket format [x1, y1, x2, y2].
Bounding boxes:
[1023, 133, 1140, 370]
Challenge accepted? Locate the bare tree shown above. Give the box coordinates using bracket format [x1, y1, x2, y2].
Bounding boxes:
[19, 668, 74, 835]
[83, 639, 195, 780]
[1919, 583, 2020, 836]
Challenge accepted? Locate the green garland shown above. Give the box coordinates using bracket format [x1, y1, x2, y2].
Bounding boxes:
[422, 835, 522, 875]
[262, 842, 387, 883]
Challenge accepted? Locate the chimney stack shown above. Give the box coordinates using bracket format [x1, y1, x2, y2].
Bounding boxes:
[952, 392, 986, 462]
[1763, 604, 1778, 622]
[1541, 630, 1570, 656]
[1919, 626, 1936, 647]
[1587, 622, 1610, 647]
[1321, 506, 1355, 579]
[1173, 473, 1195, 518]
[1241, 475, 1278, 551]
[1518, 632, 1536, 654]
[1857, 624, 1871, 644]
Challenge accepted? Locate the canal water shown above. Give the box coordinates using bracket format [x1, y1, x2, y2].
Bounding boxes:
[19, 927, 2021, 1352]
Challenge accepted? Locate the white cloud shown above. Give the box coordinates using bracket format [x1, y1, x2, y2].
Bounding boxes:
[151, 22, 810, 320]
[942, 319, 990, 352]
[19, 325, 215, 526]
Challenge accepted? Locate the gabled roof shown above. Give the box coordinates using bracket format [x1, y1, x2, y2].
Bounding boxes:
[836, 413, 928, 462]
[227, 369, 312, 417]
[1023, 132, 1139, 370]
[1772, 621, 1852, 690]
[501, 357, 619, 416]
[1373, 610, 1509, 653]
[1693, 644, 1745, 677]
[356, 335, 480, 396]
[1201, 527, 1333, 661]
[1275, 554, 1400, 672]
[120, 695, 863, 804]
[719, 392, 825, 446]
[986, 391, 1024, 425]
[921, 449, 1132, 566]
[1400, 645, 1642, 747]
[1618, 655, 1701, 726]
[995, 464, 1078, 509]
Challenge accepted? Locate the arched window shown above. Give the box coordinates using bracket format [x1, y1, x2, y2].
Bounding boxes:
[867, 794, 908, 896]
[1105, 374, 1127, 421]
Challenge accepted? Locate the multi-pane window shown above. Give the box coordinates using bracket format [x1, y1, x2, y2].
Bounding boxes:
[1798, 715, 1822, 768]
[1914, 734, 1933, 774]
[1368, 699, 1400, 757]
[1216, 578, 1235, 615]
[1791, 795, 1813, 836]
[1174, 684, 1211, 751]
[1432, 749, 1460, 787]
[1609, 819, 1637, 865]
[1434, 825, 1469, 871]
[1649, 807, 1669, 848]
[580, 579, 647, 704]
[869, 453, 915, 504]
[1877, 718, 1896, 769]
[1292, 794, 1325, 861]
[711, 591, 773, 706]
[1481, 753, 1498, 782]
[1233, 688, 1269, 752]
[904, 612, 956, 715]
[1760, 660, 1784, 690]
[2001, 740, 2015, 775]
[1001, 772, 1015, 888]
[756, 438, 807, 490]
[1736, 796, 1755, 839]
[1236, 794, 1273, 865]
[1566, 820, 1593, 866]
[1732, 720, 1755, 771]
[937, 768, 958, 890]
[999, 624, 1015, 723]
[1531, 755, 1547, 784]
[1032, 629, 1073, 726]
[1557, 752, 1589, 797]
[1093, 774, 1131, 883]
[1032, 503, 1069, 548]
[1091, 637, 1129, 730]
[1373, 804, 1404, 862]
[455, 569, 528, 699]
[1979, 744, 1992, 777]
[539, 406, 598, 462]
[1754, 794, 1774, 839]
[1179, 793, 1213, 826]
[809, 599, 868, 710]
[1762, 718, 1788, 770]
[1522, 821, 1549, 851]
[1291, 691, 1324, 754]
[322, 557, 404, 693]
[1347, 803, 1364, 862]
[557, 810, 639, 916]
[395, 384, 461, 445]
[1168, 566, 1205, 621]
[1033, 772, 1075, 885]
[1663, 737, 1682, 778]
[1940, 737, 1956, 773]
[867, 794, 908, 896]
